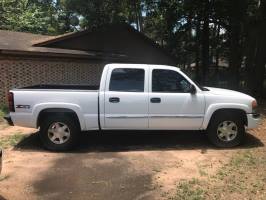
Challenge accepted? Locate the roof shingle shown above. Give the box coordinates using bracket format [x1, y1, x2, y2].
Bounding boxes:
[0, 29, 127, 60]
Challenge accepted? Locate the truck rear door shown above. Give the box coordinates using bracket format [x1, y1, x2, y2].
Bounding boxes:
[103, 65, 149, 129]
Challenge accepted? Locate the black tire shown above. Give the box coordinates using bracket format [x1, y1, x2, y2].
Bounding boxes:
[207, 112, 245, 148]
[39, 114, 80, 151]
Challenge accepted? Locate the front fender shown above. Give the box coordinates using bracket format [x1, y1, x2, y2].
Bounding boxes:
[32, 102, 86, 130]
[202, 103, 249, 129]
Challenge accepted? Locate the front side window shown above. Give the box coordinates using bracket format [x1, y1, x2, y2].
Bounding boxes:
[109, 68, 145, 92]
[152, 69, 191, 93]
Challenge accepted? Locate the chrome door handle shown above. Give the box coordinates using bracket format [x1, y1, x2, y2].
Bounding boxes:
[150, 98, 161, 103]
[109, 97, 120, 103]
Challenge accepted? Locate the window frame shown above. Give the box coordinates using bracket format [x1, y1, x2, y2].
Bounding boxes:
[151, 69, 192, 93]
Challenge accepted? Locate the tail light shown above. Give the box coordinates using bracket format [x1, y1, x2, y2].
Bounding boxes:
[8, 92, 15, 112]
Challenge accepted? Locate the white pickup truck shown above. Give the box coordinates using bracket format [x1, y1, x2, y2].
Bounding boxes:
[4, 64, 260, 151]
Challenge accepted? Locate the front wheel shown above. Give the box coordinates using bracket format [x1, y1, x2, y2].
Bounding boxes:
[207, 113, 245, 148]
[39, 115, 80, 151]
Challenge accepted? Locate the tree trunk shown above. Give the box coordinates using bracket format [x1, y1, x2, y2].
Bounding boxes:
[195, 16, 201, 83]
[245, 22, 257, 95]
[215, 23, 221, 85]
[246, 0, 266, 97]
[201, 0, 210, 85]
[228, 0, 246, 90]
[133, 0, 142, 32]
[253, 0, 266, 97]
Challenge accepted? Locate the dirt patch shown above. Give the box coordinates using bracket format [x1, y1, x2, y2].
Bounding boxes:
[0, 150, 63, 200]
[0, 106, 265, 199]
[170, 147, 266, 200]
[33, 153, 155, 200]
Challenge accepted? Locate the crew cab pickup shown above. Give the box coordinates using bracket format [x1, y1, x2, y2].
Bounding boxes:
[4, 64, 260, 151]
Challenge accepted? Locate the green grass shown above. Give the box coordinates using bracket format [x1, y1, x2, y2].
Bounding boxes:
[170, 178, 205, 200]
[0, 175, 9, 182]
[215, 151, 257, 181]
[0, 105, 8, 122]
[171, 150, 266, 200]
[0, 106, 9, 129]
[0, 132, 26, 149]
[197, 163, 209, 177]
[210, 150, 266, 199]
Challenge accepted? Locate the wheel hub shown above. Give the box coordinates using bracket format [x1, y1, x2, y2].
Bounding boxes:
[48, 122, 71, 144]
[217, 121, 238, 142]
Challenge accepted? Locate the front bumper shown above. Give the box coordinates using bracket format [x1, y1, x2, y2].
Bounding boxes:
[3, 114, 14, 126]
[246, 113, 261, 129]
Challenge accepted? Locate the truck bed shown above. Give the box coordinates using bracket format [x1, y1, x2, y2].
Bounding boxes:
[20, 84, 99, 90]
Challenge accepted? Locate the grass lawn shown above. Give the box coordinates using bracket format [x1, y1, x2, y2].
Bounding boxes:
[0, 106, 8, 122]
[0, 106, 9, 129]
[171, 149, 266, 200]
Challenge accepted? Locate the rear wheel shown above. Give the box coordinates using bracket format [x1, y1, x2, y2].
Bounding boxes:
[207, 112, 245, 148]
[40, 114, 80, 151]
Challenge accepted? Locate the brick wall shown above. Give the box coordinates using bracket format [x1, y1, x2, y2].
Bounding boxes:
[0, 57, 105, 105]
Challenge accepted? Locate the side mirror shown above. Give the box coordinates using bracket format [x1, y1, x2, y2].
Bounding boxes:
[189, 85, 197, 94]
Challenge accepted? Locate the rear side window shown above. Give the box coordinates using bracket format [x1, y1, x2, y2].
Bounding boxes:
[109, 68, 145, 92]
[152, 69, 191, 93]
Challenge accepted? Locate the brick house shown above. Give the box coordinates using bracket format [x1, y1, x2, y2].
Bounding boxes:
[0, 23, 177, 105]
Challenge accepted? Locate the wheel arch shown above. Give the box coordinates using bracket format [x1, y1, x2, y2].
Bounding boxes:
[202, 106, 248, 129]
[35, 107, 84, 130]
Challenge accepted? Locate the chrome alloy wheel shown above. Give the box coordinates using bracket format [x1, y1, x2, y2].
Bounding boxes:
[217, 121, 238, 142]
[48, 122, 71, 144]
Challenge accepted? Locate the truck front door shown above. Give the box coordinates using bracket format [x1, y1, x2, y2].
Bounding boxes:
[148, 68, 205, 130]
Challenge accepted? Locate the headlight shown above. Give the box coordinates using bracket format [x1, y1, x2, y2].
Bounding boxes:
[252, 100, 258, 113]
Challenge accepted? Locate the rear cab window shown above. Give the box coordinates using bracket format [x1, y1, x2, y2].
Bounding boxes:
[109, 68, 145, 92]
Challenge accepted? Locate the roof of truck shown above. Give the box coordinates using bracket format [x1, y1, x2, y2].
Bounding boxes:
[106, 63, 180, 70]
